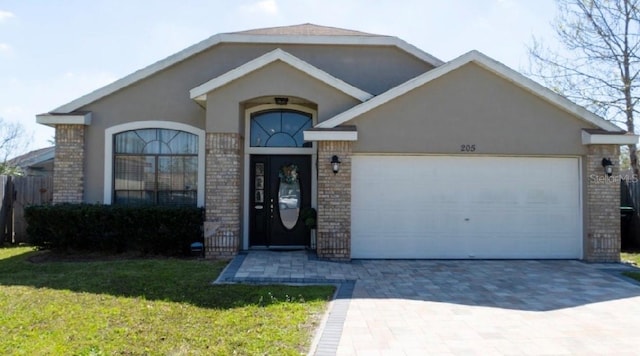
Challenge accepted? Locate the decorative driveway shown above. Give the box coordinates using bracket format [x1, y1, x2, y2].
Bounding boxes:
[215, 251, 640, 355]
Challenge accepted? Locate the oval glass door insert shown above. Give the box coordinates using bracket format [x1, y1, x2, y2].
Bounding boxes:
[278, 179, 301, 230]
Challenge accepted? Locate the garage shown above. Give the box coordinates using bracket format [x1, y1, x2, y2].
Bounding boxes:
[351, 155, 582, 259]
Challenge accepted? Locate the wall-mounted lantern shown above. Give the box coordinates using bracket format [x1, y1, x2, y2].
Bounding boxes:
[601, 158, 613, 177]
[331, 155, 341, 174]
[274, 97, 289, 105]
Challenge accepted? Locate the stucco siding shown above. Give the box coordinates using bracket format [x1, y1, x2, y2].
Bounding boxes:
[351, 63, 597, 155]
[205, 61, 361, 133]
[77, 42, 431, 203]
[203, 43, 433, 95]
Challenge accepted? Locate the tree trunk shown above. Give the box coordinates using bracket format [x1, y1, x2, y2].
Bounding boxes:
[630, 144, 639, 178]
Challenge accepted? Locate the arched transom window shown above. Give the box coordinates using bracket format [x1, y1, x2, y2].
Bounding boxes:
[113, 128, 198, 206]
[250, 110, 312, 147]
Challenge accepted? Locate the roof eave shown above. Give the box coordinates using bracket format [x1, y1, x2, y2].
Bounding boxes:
[189, 48, 373, 103]
[51, 33, 442, 114]
[303, 126, 358, 141]
[581, 130, 639, 145]
[36, 112, 92, 127]
[318, 50, 623, 133]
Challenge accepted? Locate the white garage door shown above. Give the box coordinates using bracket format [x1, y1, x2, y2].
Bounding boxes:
[351, 156, 582, 259]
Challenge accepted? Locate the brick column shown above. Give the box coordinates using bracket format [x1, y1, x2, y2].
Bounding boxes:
[204, 132, 242, 259]
[585, 144, 620, 262]
[317, 141, 352, 261]
[53, 124, 85, 204]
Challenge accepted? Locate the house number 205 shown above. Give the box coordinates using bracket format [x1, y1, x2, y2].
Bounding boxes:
[460, 144, 476, 152]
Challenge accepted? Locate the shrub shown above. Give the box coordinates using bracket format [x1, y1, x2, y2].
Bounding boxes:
[25, 204, 204, 255]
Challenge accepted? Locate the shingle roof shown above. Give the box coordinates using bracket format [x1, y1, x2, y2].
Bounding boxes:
[229, 23, 385, 37]
[7, 146, 55, 168]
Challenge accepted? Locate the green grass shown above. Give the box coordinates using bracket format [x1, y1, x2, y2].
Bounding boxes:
[0, 247, 334, 355]
[621, 251, 640, 266]
[621, 251, 640, 282]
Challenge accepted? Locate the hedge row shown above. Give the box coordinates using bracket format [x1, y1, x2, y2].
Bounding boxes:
[25, 204, 204, 255]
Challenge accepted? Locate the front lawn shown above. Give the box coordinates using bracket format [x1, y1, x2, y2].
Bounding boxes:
[621, 251, 640, 266]
[0, 247, 334, 355]
[621, 251, 640, 282]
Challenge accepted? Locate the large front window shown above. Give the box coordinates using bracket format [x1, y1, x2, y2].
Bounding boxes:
[113, 128, 198, 206]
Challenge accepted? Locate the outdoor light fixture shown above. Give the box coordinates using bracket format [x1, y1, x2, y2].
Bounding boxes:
[331, 155, 341, 174]
[602, 158, 614, 177]
[274, 97, 289, 105]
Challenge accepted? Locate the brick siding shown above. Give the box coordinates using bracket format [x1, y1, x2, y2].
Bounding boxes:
[53, 124, 84, 204]
[316, 141, 352, 260]
[204, 133, 241, 259]
[585, 144, 621, 262]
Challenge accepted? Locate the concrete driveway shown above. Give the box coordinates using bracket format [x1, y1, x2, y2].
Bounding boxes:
[216, 251, 640, 355]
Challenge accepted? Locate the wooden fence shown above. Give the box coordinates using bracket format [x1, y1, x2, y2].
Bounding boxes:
[625, 180, 640, 213]
[0, 175, 53, 244]
[622, 179, 640, 249]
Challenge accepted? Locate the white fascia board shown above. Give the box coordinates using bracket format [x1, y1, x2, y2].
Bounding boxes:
[189, 48, 373, 102]
[467, 51, 622, 132]
[318, 50, 622, 132]
[52, 33, 441, 114]
[581, 131, 639, 145]
[53, 35, 226, 113]
[36, 112, 92, 126]
[219, 34, 444, 67]
[303, 130, 358, 141]
[316, 52, 476, 128]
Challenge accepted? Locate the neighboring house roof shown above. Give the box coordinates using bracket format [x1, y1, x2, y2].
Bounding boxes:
[316, 50, 624, 133]
[49, 23, 443, 114]
[7, 146, 55, 171]
[230, 23, 381, 36]
[189, 48, 374, 103]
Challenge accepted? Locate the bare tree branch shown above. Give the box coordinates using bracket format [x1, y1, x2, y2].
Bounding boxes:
[0, 117, 29, 175]
[527, 0, 640, 175]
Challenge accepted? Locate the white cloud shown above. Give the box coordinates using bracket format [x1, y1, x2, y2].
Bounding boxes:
[240, 0, 279, 16]
[0, 10, 15, 23]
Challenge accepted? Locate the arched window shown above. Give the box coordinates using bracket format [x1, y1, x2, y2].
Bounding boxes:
[250, 110, 312, 147]
[113, 128, 198, 206]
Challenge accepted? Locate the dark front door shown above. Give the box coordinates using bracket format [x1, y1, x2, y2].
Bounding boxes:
[249, 155, 311, 247]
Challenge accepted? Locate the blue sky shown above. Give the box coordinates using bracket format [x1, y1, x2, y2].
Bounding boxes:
[0, 0, 557, 154]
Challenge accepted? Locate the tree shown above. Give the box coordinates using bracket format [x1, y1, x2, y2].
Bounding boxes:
[528, 0, 640, 175]
[0, 118, 27, 175]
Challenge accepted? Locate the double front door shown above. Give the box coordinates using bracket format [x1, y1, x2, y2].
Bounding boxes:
[249, 155, 311, 247]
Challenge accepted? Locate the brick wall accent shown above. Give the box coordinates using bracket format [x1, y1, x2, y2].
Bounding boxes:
[585, 144, 620, 262]
[204, 133, 241, 259]
[317, 141, 352, 261]
[53, 124, 85, 204]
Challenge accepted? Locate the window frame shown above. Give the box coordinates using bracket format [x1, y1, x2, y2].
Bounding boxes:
[244, 104, 316, 156]
[104, 121, 205, 207]
[249, 109, 313, 148]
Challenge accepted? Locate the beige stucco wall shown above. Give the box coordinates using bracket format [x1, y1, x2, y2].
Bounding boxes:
[350, 63, 598, 155]
[223, 43, 433, 95]
[205, 61, 362, 133]
[76, 42, 431, 203]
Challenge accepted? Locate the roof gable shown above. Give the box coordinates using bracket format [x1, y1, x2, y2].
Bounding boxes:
[317, 50, 622, 132]
[50, 24, 442, 114]
[189, 48, 373, 102]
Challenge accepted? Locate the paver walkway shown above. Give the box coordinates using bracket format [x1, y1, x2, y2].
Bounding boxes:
[215, 250, 640, 355]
